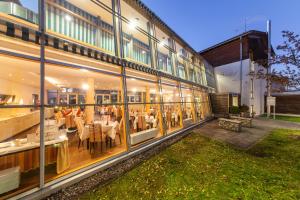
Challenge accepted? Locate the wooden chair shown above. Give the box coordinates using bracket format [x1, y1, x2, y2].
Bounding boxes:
[94, 123, 106, 152]
[75, 118, 89, 149]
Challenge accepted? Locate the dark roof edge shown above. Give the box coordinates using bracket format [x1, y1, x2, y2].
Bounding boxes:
[131, 0, 199, 55]
[198, 30, 267, 54]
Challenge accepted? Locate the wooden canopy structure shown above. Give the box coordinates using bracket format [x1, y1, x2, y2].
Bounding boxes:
[199, 30, 274, 67]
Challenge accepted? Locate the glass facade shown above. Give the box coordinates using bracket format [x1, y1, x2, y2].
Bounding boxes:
[0, 0, 213, 198]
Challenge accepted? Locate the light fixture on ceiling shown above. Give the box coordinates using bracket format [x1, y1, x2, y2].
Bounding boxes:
[45, 76, 59, 85]
[141, 50, 146, 54]
[82, 83, 89, 90]
[130, 78, 136, 81]
[80, 68, 88, 72]
[65, 14, 72, 22]
[132, 88, 137, 92]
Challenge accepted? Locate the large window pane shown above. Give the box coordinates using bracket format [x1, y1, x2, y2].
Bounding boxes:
[44, 63, 126, 183]
[121, 1, 150, 66]
[181, 84, 195, 127]
[194, 88, 211, 121]
[126, 71, 163, 146]
[45, 0, 115, 55]
[161, 78, 182, 134]
[0, 56, 40, 198]
[155, 27, 173, 74]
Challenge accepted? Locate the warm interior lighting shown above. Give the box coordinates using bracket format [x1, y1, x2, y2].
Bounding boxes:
[79, 68, 88, 72]
[19, 98, 24, 105]
[82, 83, 89, 90]
[45, 76, 59, 85]
[132, 88, 137, 92]
[150, 89, 156, 94]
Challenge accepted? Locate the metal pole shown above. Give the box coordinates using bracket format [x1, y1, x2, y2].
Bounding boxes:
[239, 36, 243, 104]
[39, 0, 45, 188]
[267, 20, 272, 117]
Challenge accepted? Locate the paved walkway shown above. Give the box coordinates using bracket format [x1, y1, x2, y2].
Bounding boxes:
[194, 118, 300, 150]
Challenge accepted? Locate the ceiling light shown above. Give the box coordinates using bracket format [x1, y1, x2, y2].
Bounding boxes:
[80, 69, 88, 72]
[142, 50, 146, 54]
[65, 14, 72, 22]
[45, 76, 59, 85]
[82, 83, 89, 90]
[132, 88, 137, 92]
[130, 78, 136, 81]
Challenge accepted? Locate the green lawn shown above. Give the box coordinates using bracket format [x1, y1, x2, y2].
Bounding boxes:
[81, 129, 300, 200]
[261, 114, 300, 123]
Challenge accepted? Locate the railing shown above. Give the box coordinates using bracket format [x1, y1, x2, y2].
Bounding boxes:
[0, 2, 39, 24]
[45, 0, 115, 54]
[123, 33, 150, 66]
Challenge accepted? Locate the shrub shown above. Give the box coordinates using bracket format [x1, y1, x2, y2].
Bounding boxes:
[240, 104, 249, 112]
[230, 106, 240, 114]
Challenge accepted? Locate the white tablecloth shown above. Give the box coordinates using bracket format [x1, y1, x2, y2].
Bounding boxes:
[94, 121, 118, 139]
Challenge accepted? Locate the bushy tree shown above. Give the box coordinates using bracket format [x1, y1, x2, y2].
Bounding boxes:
[252, 31, 300, 90]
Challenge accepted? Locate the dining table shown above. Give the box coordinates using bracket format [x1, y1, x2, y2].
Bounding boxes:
[93, 120, 117, 140]
[0, 120, 70, 174]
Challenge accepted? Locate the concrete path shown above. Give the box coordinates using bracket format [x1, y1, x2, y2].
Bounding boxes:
[194, 118, 300, 150]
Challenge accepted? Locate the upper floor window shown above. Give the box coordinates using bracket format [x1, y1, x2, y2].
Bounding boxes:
[45, 0, 115, 55]
[178, 63, 186, 79]
[157, 52, 172, 74]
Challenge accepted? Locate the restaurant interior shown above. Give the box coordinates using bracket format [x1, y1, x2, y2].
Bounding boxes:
[0, 52, 213, 196]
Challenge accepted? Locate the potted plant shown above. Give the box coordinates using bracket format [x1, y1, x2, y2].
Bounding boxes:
[239, 104, 250, 118]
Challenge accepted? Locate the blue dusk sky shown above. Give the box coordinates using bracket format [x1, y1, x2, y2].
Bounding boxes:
[21, 0, 300, 52]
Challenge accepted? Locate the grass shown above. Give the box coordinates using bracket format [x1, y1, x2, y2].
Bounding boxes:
[261, 114, 300, 123]
[80, 129, 300, 200]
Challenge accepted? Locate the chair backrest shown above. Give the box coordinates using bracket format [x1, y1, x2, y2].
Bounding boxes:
[89, 124, 95, 142]
[94, 123, 103, 142]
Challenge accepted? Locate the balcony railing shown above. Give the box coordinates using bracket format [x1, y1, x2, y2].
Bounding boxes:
[0, 2, 39, 24]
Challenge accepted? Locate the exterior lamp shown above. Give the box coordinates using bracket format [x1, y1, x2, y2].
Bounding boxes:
[128, 18, 139, 30]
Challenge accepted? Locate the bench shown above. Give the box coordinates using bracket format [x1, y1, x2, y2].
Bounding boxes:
[218, 118, 242, 132]
[230, 116, 253, 128]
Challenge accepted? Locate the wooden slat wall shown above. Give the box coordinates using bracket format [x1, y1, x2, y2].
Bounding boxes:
[210, 94, 229, 115]
[264, 95, 300, 114]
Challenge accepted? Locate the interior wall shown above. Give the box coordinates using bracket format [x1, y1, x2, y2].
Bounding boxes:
[0, 78, 39, 105]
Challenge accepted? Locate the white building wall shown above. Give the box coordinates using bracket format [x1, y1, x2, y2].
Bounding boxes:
[214, 59, 266, 115]
[250, 63, 267, 115]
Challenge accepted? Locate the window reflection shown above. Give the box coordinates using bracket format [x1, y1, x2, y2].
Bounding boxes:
[161, 80, 182, 134]
[126, 75, 163, 146]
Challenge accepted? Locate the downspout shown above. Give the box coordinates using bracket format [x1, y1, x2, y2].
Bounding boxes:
[239, 36, 243, 105]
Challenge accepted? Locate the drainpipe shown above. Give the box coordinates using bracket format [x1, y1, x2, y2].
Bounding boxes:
[239, 36, 243, 105]
[267, 20, 272, 117]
